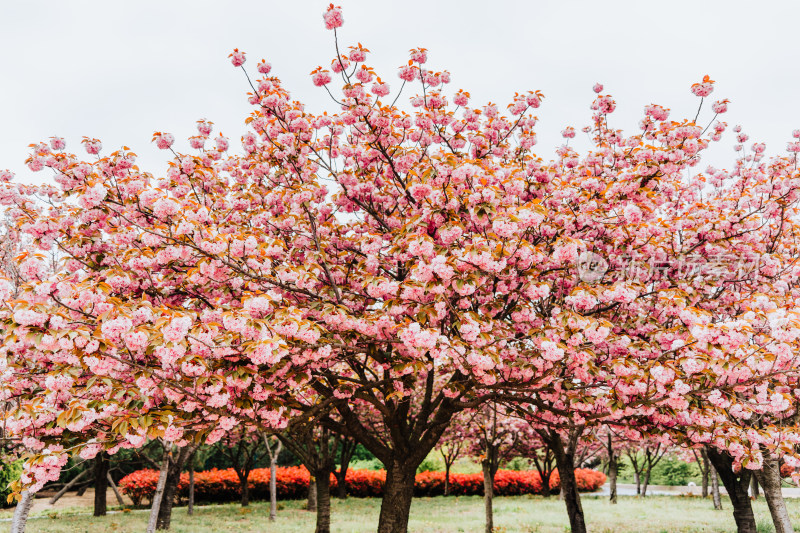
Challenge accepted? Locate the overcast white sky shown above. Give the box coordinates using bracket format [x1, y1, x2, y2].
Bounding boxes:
[2, 1, 799, 183]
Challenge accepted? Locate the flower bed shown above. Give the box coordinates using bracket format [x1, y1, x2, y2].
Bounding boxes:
[119, 466, 605, 505]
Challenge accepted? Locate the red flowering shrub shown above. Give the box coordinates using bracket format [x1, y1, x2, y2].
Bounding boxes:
[118, 466, 605, 505]
[548, 469, 607, 493]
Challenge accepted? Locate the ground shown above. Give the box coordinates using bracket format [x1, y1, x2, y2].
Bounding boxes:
[5, 494, 794, 533]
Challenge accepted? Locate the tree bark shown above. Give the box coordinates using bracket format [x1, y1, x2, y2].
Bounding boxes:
[701, 449, 710, 498]
[155, 467, 180, 530]
[315, 471, 332, 533]
[334, 470, 348, 499]
[146, 453, 171, 533]
[444, 462, 451, 496]
[93, 453, 109, 516]
[547, 432, 587, 533]
[263, 434, 281, 521]
[754, 457, 793, 533]
[154, 445, 194, 531]
[608, 453, 618, 504]
[187, 466, 194, 516]
[307, 477, 317, 512]
[641, 468, 651, 497]
[482, 459, 494, 533]
[633, 469, 641, 495]
[49, 469, 87, 504]
[334, 438, 355, 499]
[107, 473, 125, 506]
[706, 447, 756, 533]
[711, 466, 723, 510]
[750, 474, 759, 500]
[270, 456, 278, 521]
[376, 460, 417, 533]
[10, 491, 33, 533]
[542, 470, 553, 498]
[237, 471, 250, 507]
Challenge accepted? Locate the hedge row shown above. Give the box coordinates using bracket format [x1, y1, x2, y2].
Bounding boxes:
[119, 466, 606, 505]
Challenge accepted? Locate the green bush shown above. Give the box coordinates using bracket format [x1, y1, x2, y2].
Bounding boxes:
[0, 460, 22, 507]
[416, 454, 443, 474]
[650, 457, 698, 486]
[349, 458, 384, 471]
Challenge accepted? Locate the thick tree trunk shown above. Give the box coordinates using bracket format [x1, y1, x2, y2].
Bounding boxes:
[10, 491, 33, 533]
[444, 463, 451, 496]
[315, 471, 331, 533]
[701, 450, 710, 498]
[146, 456, 171, 533]
[750, 474, 759, 500]
[376, 461, 417, 533]
[93, 453, 109, 516]
[269, 458, 278, 521]
[550, 436, 586, 533]
[633, 470, 641, 495]
[711, 467, 723, 510]
[187, 467, 194, 516]
[608, 454, 618, 504]
[482, 459, 494, 533]
[754, 458, 793, 533]
[156, 467, 180, 531]
[706, 448, 756, 533]
[307, 477, 317, 512]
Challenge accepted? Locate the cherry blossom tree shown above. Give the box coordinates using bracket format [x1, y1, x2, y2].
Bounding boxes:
[434, 411, 469, 496]
[462, 404, 519, 533]
[4, 6, 800, 533]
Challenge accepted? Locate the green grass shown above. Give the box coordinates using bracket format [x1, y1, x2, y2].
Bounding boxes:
[17, 494, 800, 533]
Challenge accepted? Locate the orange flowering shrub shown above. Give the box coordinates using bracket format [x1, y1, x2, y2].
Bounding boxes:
[118, 466, 605, 504]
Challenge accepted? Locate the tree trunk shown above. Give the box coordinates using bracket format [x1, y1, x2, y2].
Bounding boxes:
[10, 491, 33, 533]
[76, 482, 90, 497]
[238, 471, 250, 507]
[146, 455, 171, 533]
[550, 435, 586, 533]
[376, 461, 417, 533]
[307, 477, 317, 512]
[94, 453, 109, 516]
[315, 471, 331, 533]
[269, 457, 278, 521]
[701, 450, 710, 499]
[542, 471, 553, 498]
[641, 468, 651, 497]
[633, 469, 641, 495]
[711, 466, 723, 510]
[156, 466, 180, 530]
[108, 473, 125, 506]
[187, 466, 194, 516]
[49, 469, 87, 504]
[706, 447, 756, 533]
[334, 470, 348, 499]
[754, 457, 793, 533]
[750, 474, 759, 500]
[608, 453, 618, 504]
[444, 463, 451, 496]
[482, 459, 494, 533]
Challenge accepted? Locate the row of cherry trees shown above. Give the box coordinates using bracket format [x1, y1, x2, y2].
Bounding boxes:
[3, 5, 800, 533]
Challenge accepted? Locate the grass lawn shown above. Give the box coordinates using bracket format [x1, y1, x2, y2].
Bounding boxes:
[18, 494, 793, 533]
